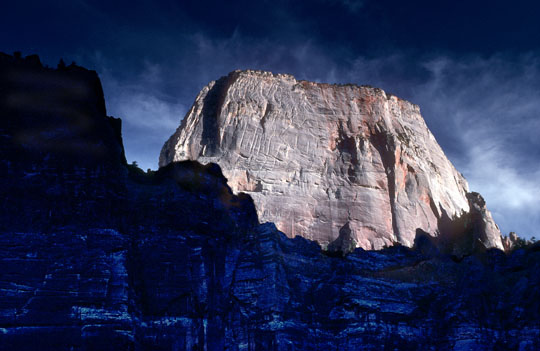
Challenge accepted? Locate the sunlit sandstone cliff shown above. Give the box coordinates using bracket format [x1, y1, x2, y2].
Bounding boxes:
[160, 70, 504, 251]
[3, 52, 539, 350]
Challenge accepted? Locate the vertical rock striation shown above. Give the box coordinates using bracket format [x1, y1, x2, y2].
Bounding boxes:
[2, 53, 539, 350]
[160, 70, 503, 251]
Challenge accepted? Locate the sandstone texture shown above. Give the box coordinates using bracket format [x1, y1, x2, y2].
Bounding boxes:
[2, 53, 540, 350]
[160, 70, 504, 250]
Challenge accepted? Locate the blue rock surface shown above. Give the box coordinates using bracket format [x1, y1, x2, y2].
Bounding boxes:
[0, 53, 539, 350]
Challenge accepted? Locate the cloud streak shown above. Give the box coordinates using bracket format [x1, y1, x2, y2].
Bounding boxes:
[413, 55, 540, 238]
[95, 58, 186, 170]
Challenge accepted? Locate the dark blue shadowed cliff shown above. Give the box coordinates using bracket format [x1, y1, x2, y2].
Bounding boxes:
[0, 53, 539, 350]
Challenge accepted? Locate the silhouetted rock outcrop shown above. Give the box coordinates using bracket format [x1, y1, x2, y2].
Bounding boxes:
[1, 53, 539, 350]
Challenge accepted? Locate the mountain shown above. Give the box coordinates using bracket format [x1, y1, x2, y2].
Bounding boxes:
[160, 70, 503, 252]
[1, 53, 539, 350]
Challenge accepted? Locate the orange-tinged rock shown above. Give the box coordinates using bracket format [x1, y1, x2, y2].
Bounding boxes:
[160, 70, 504, 251]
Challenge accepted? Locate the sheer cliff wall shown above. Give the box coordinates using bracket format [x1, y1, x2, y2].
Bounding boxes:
[160, 70, 503, 250]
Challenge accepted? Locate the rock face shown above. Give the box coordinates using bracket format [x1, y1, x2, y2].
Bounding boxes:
[2, 53, 540, 350]
[160, 70, 503, 250]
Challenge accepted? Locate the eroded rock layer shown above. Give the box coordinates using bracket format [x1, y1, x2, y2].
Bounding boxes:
[2, 52, 539, 350]
[160, 70, 503, 250]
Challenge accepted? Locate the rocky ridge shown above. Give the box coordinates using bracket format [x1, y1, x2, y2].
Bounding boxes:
[1, 53, 538, 350]
[160, 69, 504, 251]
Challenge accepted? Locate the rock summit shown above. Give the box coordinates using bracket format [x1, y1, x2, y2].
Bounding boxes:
[161, 70, 504, 251]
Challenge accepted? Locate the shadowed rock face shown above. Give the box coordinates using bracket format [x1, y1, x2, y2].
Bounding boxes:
[160, 70, 503, 251]
[2, 53, 540, 350]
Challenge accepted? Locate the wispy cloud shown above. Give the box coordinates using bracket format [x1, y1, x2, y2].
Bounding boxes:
[405, 55, 540, 237]
[92, 56, 186, 170]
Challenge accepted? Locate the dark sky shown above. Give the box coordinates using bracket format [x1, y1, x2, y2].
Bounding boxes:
[2, 0, 539, 238]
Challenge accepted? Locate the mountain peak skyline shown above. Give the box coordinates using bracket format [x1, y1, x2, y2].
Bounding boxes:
[2, 0, 538, 239]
